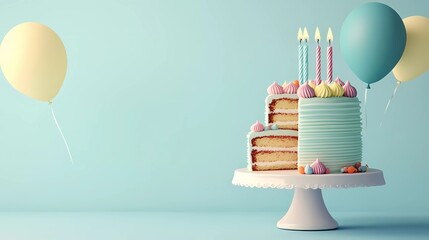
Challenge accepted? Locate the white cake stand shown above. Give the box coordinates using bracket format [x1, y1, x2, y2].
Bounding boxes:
[232, 168, 385, 230]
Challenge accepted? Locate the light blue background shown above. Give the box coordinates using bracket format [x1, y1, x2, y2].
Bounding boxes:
[0, 0, 428, 214]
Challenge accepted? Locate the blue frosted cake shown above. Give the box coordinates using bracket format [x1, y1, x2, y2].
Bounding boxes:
[297, 79, 362, 173]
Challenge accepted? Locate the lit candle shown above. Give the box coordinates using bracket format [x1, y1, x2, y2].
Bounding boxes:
[302, 27, 309, 83]
[327, 27, 333, 83]
[298, 28, 303, 83]
[315, 27, 321, 81]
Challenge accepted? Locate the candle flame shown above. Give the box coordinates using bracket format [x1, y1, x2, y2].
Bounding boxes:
[315, 27, 320, 43]
[327, 27, 333, 43]
[303, 27, 309, 42]
[298, 28, 303, 42]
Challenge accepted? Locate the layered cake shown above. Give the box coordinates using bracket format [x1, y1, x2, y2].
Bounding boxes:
[246, 78, 363, 173]
[265, 81, 299, 130]
[247, 82, 299, 171]
[247, 125, 298, 170]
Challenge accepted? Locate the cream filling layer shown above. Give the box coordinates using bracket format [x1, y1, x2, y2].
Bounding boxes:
[252, 147, 298, 152]
[271, 109, 298, 114]
[274, 121, 299, 125]
[253, 160, 297, 167]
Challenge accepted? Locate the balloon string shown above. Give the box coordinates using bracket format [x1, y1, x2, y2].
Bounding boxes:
[380, 82, 401, 128]
[49, 102, 74, 164]
[364, 87, 368, 129]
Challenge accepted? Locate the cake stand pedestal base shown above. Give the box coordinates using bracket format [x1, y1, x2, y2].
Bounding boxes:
[232, 168, 385, 231]
[277, 188, 337, 230]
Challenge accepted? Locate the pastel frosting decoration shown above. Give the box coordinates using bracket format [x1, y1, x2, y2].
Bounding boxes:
[297, 81, 315, 98]
[343, 81, 357, 98]
[250, 121, 264, 132]
[308, 80, 316, 89]
[267, 82, 284, 95]
[310, 159, 327, 174]
[314, 79, 322, 86]
[304, 164, 313, 174]
[314, 81, 333, 98]
[335, 77, 345, 86]
[359, 165, 367, 172]
[329, 82, 345, 97]
[283, 82, 299, 94]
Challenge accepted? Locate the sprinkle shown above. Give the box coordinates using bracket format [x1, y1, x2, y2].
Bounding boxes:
[347, 166, 357, 174]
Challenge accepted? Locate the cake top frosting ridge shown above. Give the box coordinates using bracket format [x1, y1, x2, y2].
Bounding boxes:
[265, 79, 357, 99]
[301, 79, 357, 98]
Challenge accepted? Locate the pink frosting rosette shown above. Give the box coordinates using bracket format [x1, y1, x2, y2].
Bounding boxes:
[311, 159, 327, 174]
[314, 79, 322, 86]
[267, 82, 284, 95]
[250, 121, 264, 132]
[343, 81, 357, 98]
[335, 77, 345, 86]
[283, 82, 299, 94]
[297, 81, 315, 98]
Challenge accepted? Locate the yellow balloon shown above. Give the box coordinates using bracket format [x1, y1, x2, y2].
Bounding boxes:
[0, 22, 67, 102]
[393, 16, 429, 83]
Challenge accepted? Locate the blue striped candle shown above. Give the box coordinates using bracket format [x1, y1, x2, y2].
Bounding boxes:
[302, 27, 309, 83]
[303, 44, 308, 83]
[299, 44, 303, 83]
[297, 28, 303, 84]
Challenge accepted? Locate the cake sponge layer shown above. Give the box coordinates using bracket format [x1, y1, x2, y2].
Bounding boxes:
[252, 136, 297, 148]
[265, 94, 299, 131]
[252, 162, 297, 171]
[268, 113, 298, 130]
[247, 130, 298, 171]
[251, 151, 297, 163]
[269, 113, 298, 123]
[269, 98, 298, 110]
[277, 123, 298, 130]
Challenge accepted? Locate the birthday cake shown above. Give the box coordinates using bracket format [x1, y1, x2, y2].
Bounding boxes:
[246, 27, 366, 173]
[246, 78, 362, 173]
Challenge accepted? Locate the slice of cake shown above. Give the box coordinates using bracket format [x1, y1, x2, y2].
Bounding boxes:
[246, 81, 299, 171]
[247, 122, 298, 171]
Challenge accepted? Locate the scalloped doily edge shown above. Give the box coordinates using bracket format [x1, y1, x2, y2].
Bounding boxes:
[232, 181, 375, 189]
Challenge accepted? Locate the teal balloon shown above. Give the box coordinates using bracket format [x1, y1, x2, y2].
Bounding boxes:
[340, 2, 406, 87]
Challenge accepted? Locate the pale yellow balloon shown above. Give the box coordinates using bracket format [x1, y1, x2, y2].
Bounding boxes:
[0, 22, 67, 102]
[393, 16, 429, 82]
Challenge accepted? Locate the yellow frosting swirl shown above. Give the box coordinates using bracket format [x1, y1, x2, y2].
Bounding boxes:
[308, 80, 316, 89]
[329, 82, 345, 97]
[315, 81, 333, 98]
